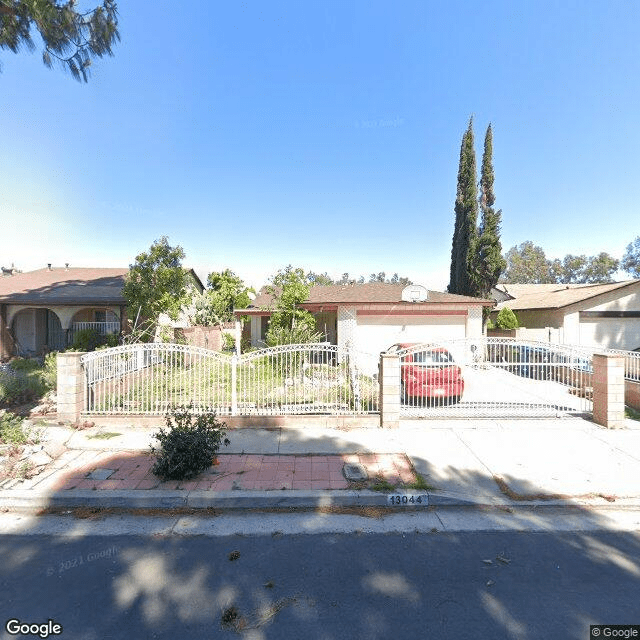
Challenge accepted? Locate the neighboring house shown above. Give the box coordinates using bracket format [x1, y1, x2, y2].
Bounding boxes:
[0, 265, 204, 359]
[491, 280, 640, 350]
[234, 283, 494, 372]
[155, 270, 206, 337]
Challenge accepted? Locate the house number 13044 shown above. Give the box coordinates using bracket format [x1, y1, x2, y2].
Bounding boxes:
[388, 494, 427, 506]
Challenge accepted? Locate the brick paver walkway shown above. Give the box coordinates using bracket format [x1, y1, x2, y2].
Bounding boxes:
[14, 451, 418, 493]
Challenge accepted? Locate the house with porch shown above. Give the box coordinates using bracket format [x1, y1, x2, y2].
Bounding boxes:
[234, 282, 494, 372]
[0, 265, 205, 359]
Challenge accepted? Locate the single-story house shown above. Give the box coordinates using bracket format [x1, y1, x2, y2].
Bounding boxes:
[491, 280, 640, 351]
[0, 265, 204, 359]
[234, 283, 494, 371]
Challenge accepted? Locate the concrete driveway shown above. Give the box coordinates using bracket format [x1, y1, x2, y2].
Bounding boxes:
[401, 366, 590, 418]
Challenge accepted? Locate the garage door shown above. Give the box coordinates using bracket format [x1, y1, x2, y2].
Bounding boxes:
[354, 315, 467, 357]
[579, 318, 640, 351]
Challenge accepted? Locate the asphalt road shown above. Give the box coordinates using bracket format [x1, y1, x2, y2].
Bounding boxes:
[1, 527, 639, 639]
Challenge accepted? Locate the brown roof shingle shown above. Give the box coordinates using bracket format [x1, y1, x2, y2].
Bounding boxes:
[0, 268, 128, 305]
[494, 280, 640, 310]
[246, 283, 492, 310]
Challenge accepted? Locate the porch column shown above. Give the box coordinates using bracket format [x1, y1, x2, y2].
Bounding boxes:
[119, 305, 128, 336]
[57, 351, 86, 423]
[0, 304, 14, 360]
[379, 352, 401, 429]
[592, 353, 625, 429]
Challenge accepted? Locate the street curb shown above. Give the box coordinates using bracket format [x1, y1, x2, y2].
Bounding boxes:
[2, 488, 639, 512]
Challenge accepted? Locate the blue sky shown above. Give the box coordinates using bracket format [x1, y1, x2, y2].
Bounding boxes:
[1, 0, 638, 290]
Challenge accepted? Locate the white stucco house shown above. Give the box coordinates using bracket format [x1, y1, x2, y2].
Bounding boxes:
[491, 280, 640, 350]
[234, 283, 494, 372]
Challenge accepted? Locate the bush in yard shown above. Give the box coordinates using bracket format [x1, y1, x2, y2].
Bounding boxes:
[42, 352, 58, 389]
[71, 328, 101, 351]
[0, 360, 50, 407]
[150, 405, 230, 481]
[0, 411, 30, 445]
[495, 307, 519, 329]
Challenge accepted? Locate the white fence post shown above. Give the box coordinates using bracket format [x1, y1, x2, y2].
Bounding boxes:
[231, 353, 238, 416]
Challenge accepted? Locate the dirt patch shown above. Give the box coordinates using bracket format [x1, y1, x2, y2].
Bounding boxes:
[493, 475, 618, 503]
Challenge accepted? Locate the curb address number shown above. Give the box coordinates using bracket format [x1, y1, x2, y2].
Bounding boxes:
[388, 494, 428, 506]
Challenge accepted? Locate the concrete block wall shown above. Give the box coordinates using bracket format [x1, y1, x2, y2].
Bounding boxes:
[379, 353, 400, 429]
[56, 351, 86, 423]
[592, 354, 625, 429]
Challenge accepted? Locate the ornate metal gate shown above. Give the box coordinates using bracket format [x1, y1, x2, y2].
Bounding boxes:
[81, 342, 378, 416]
[394, 338, 595, 418]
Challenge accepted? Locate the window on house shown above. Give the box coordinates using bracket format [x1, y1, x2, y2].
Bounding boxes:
[94, 310, 107, 323]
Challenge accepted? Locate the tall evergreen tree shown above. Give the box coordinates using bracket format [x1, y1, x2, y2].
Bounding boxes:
[448, 118, 478, 295]
[472, 124, 506, 298]
[0, 1, 119, 82]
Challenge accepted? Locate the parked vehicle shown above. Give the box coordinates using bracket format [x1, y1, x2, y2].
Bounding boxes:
[388, 343, 464, 405]
[511, 345, 554, 380]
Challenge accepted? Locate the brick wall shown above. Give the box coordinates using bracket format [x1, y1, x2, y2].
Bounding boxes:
[176, 324, 236, 351]
[626, 380, 640, 412]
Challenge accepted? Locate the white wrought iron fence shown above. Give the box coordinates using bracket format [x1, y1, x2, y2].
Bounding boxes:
[236, 343, 377, 415]
[395, 338, 596, 418]
[81, 342, 378, 416]
[72, 321, 121, 335]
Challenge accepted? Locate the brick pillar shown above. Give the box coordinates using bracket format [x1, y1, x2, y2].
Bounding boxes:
[592, 354, 625, 429]
[57, 351, 86, 423]
[379, 352, 401, 429]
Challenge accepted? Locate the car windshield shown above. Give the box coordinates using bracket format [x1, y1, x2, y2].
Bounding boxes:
[411, 350, 453, 365]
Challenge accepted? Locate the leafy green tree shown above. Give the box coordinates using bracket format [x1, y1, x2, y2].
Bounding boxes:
[472, 124, 506, 298]
[448, 117, 478, 296]
[500, 241, 554, 284]
[192, 269, 254, 328]
[495, 307, 519, 329]
[388, 273, 412, 285]
[553, 254, 588, 283]
[581, 253, 619, 283]
[123, 237, 188, 342]
[306, 271, 335, 286]
[622, 236, 640, 278]
[0, 0, 120, 82]
[264, 266, 320, 346]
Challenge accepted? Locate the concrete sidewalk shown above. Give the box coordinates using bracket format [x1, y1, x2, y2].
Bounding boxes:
[1, 415, 640, 511]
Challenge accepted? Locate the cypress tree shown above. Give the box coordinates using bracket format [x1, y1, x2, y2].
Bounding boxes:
[448, 118, 478, 295]
[473, 124, 506, 298]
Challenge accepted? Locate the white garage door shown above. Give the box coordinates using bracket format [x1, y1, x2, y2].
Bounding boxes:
[354, 315, 467, 357]
[579, 318, 640, 351]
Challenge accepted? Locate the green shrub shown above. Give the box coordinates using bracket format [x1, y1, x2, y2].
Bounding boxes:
[495, 307, 519, 329]
[8, 358, 41, 373]
[0, 363, 48, 406]
[150, 405, 230, 481]
[71, 328, 102, 351]
[222, 332, 236, 352]
[0, 412, 29, 445]
[42, 352, 58, 389]
[71, 329, 119, 352]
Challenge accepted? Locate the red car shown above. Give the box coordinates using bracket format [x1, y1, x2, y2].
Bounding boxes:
[388, 343, 464, 405]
